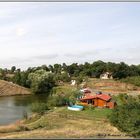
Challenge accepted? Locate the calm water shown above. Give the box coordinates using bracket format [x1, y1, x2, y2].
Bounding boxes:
[0, 94, 48, 125]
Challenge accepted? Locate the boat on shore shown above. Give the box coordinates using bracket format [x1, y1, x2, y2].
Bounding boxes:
[67, 105, 84, 111]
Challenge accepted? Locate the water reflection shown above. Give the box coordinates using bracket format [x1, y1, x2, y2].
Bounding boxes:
[0, 94, 48, 125]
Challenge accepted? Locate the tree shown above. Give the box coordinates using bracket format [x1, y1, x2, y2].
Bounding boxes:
[106, 62, 117, 73]
[0, 69, 6, 80]
[109, 96, 140, 137]
[11, 66, 16, 73]
[129, 65, 139, 77]
[53, 64, 61, 74]
[13, 71, 21, 85]
[61, 72, 71, 82]
[20, 72, 30, 87]
[41, 65, 49, 71]
[67, 63, 79, 76]
[91, 60, 107, 78]
[48, 65, 54, 73]
[62, 63, 67, 71]
[113, 62, 129, 79]
[28, 69, 55, 94]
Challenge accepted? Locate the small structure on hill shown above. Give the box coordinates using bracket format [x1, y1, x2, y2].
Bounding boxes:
[80, 88, 91, 94]
[71, 80, 76, 86]
[79, 91, 116, 109]
[100, 72, 113, 79]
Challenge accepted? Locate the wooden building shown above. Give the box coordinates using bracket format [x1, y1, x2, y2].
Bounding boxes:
[79, 92, 116, 109]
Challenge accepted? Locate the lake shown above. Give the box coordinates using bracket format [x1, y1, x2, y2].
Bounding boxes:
[0, 94, 49, 125]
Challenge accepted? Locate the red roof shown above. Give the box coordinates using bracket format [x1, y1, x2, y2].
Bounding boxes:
[80, 93, 111, 101]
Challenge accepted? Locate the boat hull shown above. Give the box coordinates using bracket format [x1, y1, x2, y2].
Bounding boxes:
[67, 105, 83, 111]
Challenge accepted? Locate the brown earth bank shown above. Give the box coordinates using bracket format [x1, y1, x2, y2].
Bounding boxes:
[0, 80, 31, 96]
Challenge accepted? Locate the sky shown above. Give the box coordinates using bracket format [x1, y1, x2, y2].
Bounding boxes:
[0, 2, 140, 70]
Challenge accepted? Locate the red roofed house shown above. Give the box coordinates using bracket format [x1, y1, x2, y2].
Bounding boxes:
[79, 92, 116, 109]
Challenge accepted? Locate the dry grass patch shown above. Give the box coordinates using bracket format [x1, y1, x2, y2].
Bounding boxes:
[0, 109, 131, 139]
[0, 119, 127, 139]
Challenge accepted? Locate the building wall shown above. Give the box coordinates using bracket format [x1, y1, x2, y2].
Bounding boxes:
[80, 98, 116, 109]
[93, 98, 107, 107]
[107, 102, 116, 109]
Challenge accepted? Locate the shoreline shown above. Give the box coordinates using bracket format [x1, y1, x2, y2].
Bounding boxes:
[0, 92, 31, 97]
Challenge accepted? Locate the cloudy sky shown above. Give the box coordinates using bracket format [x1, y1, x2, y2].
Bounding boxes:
[0, 2, 140, 70]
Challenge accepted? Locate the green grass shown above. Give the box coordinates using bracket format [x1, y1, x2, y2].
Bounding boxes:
[52, 84, 77, 95]
[0, 106, 127, 139]
[56, 107, 112, 120]
[21, 106, 112, 131]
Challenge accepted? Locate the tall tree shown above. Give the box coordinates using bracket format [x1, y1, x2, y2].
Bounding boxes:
[28, 69, 55, 94]
[11, 66, 16, 73]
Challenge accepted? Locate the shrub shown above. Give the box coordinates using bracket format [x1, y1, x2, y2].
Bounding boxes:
[84, 104, 95, 110]
[31, 102, 49, 114]
[121, 76, 140, 87]
[47, 95, 69, 107]
[47, 90, 80, 108]
[109, 96, 140, 137]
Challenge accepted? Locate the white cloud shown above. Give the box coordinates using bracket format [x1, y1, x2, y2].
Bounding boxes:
[0, 2, 139, 69]
[16, 27, 27, 37]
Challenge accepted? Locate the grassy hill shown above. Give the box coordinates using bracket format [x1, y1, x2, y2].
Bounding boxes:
[0, 80, 31, 96]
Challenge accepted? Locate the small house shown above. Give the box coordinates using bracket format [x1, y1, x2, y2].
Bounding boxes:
[100, 72, 113, 79]
[71, 80, 76, 86]
[79, 92, 116, 109]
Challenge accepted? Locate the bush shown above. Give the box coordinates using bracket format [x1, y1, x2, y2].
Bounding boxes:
[31, 102, 49, 114]
[47, 90, 80, 108]
[47, 94, 69, 107]
[121, 76, 140, 87]
[109, 96, 140, 137]
[84, 104, 95, 110]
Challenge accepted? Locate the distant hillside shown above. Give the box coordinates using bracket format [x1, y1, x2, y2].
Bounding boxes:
[0, 80, 31, 96]
[87, 78, 140, 96]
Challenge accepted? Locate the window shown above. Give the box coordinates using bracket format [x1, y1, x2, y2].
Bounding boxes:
[87, 99, 92, 104]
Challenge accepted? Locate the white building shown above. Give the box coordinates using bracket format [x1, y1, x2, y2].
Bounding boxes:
[100, 72, 113, 79]
[71, 80, 76, 86]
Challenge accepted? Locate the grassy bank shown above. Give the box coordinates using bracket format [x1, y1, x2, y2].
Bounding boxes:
[0, 107, 131, 139]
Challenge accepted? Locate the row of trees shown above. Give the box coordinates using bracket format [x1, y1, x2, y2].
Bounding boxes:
[0, 60, 140, 94]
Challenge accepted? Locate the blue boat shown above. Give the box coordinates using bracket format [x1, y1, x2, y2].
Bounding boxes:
[67, 105, 84, 111]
